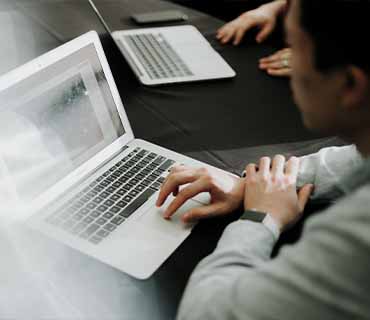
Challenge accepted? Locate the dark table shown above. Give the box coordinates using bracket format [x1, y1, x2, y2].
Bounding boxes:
[0, 1, 344, 319]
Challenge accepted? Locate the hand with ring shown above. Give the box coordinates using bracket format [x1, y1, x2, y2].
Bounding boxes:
[259, 48, 292, 77]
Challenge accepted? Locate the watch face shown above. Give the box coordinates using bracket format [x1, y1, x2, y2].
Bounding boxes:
[241, 210, 266, 223]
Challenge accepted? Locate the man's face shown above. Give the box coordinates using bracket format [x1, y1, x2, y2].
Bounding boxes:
[286, 0, 345, 134]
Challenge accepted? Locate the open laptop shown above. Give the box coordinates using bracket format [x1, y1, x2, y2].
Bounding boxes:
[87, 0, 236, 86]
[0, 31, 234, 279]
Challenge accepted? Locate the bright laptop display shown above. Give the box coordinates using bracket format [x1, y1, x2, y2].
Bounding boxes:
[0, 44, 125, 203]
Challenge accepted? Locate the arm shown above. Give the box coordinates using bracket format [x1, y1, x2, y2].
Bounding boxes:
[177, 187, 370, 320]
[217, 0, 287, 45]
[297, 145, 363, 200]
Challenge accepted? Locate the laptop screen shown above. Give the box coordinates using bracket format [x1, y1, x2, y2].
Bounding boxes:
[0, 43, 125, 202]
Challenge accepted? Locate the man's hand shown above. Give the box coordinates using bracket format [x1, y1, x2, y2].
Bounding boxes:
[216, 0, 287, 45]
[156, 165, 245, 223]
[244, 155, 314, 231]
[259, 48, 292, 77]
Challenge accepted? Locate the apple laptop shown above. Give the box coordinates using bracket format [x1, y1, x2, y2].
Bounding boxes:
[88, 0, 236, 86]
[0, 31, 232, 279]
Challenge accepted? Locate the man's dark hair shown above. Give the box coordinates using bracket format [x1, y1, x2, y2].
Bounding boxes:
[298, 0, 370, 73]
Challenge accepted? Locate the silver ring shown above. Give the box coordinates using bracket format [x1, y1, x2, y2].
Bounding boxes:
[282, 58, 289, 68]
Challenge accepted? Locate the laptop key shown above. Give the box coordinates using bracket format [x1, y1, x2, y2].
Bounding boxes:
[157, 177, 166, 184]
[104, 223, 117, 232]
[71, 221, 89, 235]
[97, 229, 110, 238]
[123, 195, 134, 202]
[116, 201, 128, 208]
[86, 202, 97, 210]
[90, 210, 101, 218]
[138, 150, 149, 157]
[103, 199, 115, 207]
[110, 206, 121, 213]
[80, 224, 100, 239]
[96, 218, 108, 225]
[106, 186, 116, 193]
[97, 205, 108, 212]
[117, 189, 127, 196]
[89, 235, 103, 245]
[151, 182, 162, 190]
[136, 184, 146, 192]
[72, 213, 84, 221]
[103, 212, 114, 219]
[129, 190, 139, 197]
[136, 173, 146, 180]
[111, 216, 125, 225]
[83, 216, 94, 224]
[119, 188, 156, 218]
[62, 219, 76, 231]
[111, 194, 121, 201]
[130, 178, 140, 185]
[153, 156, 166, 165]
[158, 160, 175, 171]
[93, 196, 104, 204]
[94, 185, 104, 192]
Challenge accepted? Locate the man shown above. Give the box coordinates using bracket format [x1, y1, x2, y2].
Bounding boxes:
[156, 0, 370, 319]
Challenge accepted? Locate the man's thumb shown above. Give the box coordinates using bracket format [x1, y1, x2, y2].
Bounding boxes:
[298, 184, 314, 211]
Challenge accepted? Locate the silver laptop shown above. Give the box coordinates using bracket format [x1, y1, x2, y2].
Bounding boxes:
[0, 31, 235, 279]
[88, 0, 236, 86]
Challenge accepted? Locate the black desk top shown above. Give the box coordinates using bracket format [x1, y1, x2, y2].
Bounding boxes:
[0, 1, 344, 319]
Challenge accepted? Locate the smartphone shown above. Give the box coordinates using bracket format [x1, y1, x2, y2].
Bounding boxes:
[131, 10, 188, 25]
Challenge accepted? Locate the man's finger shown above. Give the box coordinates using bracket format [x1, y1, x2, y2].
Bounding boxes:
[285, 157, 300, 178]
[260, 60, 288, 70]
[233, 19, 256, 45]
[256, 22, 274, 43]
[245, 163, 257, 178]
[220, 30, 235, 44]
[258, 157, 271, 175]
[233, 28, 246, 45]
[163, 179, 207, 219]
[156, 171, 198, 207]
[267, 68, 291, 77]
[216, 26, 228, 39]
[260, 51, 282, 62]
[272, 155, 285, 176]
[182, 203, 224, 223]
[298, 184, 314, 212]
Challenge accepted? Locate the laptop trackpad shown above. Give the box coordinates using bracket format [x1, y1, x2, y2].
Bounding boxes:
[137, 195, 198, 238]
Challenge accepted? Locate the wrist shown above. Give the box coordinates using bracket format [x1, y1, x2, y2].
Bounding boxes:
[264, 0, 287, 16]
[240, 209, 282, 240]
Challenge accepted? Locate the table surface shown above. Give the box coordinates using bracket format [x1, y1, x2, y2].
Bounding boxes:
[0, 1, 344, 319]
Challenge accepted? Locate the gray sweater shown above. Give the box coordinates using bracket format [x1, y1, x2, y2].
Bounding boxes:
[177, 145, 370, 320]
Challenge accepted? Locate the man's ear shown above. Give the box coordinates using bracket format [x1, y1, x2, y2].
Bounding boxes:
[342, 66, 369, 111]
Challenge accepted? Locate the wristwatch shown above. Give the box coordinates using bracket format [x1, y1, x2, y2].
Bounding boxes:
[240, 209, 266, 223]
[240, 209, 281, 240]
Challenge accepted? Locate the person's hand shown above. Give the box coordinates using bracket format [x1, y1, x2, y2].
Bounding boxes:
[156, 165, 245, 223]
[216, 0, 286, 45]
[259, 48, 292, 77]
[244, 155, 314, 231]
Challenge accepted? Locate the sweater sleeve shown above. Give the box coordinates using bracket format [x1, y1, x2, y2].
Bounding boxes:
[177, 186, 370, 320]
[297, 145, 362, 201]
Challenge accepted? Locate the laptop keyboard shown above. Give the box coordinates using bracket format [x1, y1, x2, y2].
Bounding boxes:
[45, 147, 176, 245]
[123, 33, 193, 80]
